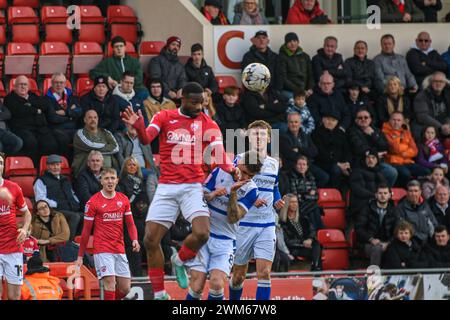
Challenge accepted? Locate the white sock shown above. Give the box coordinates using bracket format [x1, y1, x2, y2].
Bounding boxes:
[188, 287, 202, 299]
[154, 290, 167, 299]
[173, 253, 184, 266]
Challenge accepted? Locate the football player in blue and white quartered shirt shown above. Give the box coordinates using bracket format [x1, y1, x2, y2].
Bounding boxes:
[184, 151, 263, 301]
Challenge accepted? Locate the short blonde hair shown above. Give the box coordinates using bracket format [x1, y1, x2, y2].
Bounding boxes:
[384, 76, 405, 96]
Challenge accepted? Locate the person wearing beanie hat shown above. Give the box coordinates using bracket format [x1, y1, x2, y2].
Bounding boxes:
[202, 0, 230, 25]
[284, 32, 299, 44]
[185, 43, 218, 95]
[148, 35, 187, 100]
[89, 36, 147, 97]
[20, 256, 63, 300]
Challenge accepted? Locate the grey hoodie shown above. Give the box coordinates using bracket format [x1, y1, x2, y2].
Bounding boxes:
[373, 52, 417, 93]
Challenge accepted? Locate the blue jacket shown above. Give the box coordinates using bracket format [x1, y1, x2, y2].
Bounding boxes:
[46, 88, 82, 130]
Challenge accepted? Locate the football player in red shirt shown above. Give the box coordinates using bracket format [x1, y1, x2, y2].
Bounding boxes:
[76, 168, 140, 300]
[0, 153, 32, 300]
[122, 82, 235, 299]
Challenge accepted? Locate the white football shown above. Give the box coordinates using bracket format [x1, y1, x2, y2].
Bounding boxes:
[241, 63, 271, 92]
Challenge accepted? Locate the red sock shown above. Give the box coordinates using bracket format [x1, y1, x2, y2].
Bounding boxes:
[104, 290, 115, 300]
[178, 244, 198, 262]
[115, 289, 127, 300]
[148, 268, 165, 293]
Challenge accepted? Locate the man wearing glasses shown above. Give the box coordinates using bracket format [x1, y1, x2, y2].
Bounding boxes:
[406, 32, 448, 88]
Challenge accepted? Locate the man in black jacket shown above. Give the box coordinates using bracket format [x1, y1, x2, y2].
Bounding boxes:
[241, 88, 286, 127]
[33, 155, 82, 241]
[80, 76, 121, 134]
[421, 225, 450, 267]
[355, 184, 399, 266]
[4, 76, 59, 166]
[406, 32, 448, 88]
[312, 36, 348, 91]
[428, 185, 450, 231]
[185, 43, 218, 96]
[241, 30, 279, 96]
[74, 150, 103, 209]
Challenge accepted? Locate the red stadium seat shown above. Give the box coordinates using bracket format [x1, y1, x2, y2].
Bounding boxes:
[0, 81, 6, 98]
[0, 0, 7, 9]
[107, 5, 140, 44]
[153, 154, 160, 167]
[317, 229, 350, 270]
[106, 41, 137, 58]
[25, 197, 33, 212]
[10, 176, 35, 197]
[40, 42, 70, 55]
[78, 6, 105, 44]
[391, 188, 407, 205]
[42, 78, 72, 95]
[72, 41, 104, 76]
[8, 7, 40, 44]
[9, 77, 40, 96]
[7, 42, 37, 56]
[39, 155, 72, 178]
[74, 41, 103, 56]
[317, 188, 345, 206]
[322, 208, 346, 230]
[41, 6, 73, 44]
[76, 77, 94, 97]
[216, 75, 238, 94]
[6, 42, 38, 77]
[317, 188, 346, 230]
[0, 23, 6, 45]
[5, 156, 36, 177]
[74, 235, 94, 255]
[140, 41, 165, 75]
[13, 0, 40, 8]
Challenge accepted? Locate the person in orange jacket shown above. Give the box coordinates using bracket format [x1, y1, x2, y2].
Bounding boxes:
[382, 111, 430, 187]
[21, 256, 63, 300]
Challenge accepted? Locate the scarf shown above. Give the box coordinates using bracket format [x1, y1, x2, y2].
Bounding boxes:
[113, 85, 135, 101]
[393, 0, 405, 14]
[240, 9, 263, 25]
[203, 7, 229, 25]
[289, 218, 304, 240]
[426, 138, 444, 162]
[386, 95, 404, 116]
[49, 87, 69, 111]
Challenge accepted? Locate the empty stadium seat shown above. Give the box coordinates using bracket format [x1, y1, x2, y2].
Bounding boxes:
[318, 188, 347, 230]
[318, 188, 346, 206]
[13, 0, 40, 8]
[5, 156, 36, 177]
[78, 6, 105, 44]
[40, 42, 70, 55]
[74, 235, 94, 255]
[322, 208, 346, 230]
[0, 0, 7, 9]
[216, 75, 238, 94]
[140, 41, 165, 74]
[25, 197, 33, 212]
[72, 41, 104, 76]
[41, 6, 73, 44]
[0, 22, 6, 45]
[39, 155, 72, 178]
[6, 42, 38, 76]
[391, 188, 407, 205]
[9, 77, 40, 96]
[8, 6, 40, 44]
[10, 176, 35, 197]
[107, 5, 140, 44]
[39, 42, 71, 76]
[76, 77, 94, 97]
[318, 229, 350, 270]
[106, 41, 137, 58]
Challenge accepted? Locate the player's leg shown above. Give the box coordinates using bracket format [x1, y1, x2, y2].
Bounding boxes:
[255, 259, 272, 300]
[4, 253, 23, 300]
[208, 269, 227, 300]
[102, 276, 117, 300]
[253, 227, 276, 301]
[229, 263, 248, 300]
[115, 276, 131, 300]
[114, 254, 132, 300]
[144, 221, 170, 300]
[186, 270, 207, 300]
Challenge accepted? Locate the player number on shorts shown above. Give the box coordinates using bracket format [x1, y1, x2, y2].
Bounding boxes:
[15, 265, 23, 277]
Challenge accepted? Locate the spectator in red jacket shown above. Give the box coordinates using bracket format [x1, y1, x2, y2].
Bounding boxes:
[286, 0, 330, 24]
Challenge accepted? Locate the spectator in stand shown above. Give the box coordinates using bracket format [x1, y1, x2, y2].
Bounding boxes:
[273, 215, 291, 272]
[279, 113, 329, 187]
[74, 150, 103, 209]
[116, 122, 157, 181]
[397, 180, 438, 245]
[345, 41, 377, 100]
[279, 194, 322, 271]
[355, 184, 398, 266]
[349, 149, 388, 217]
[416, 126, 449, 173]
[4, 76, 60, 166]
[119, 157, 150, 277]
[80, 76, 121, 134]
[201, 91, 217, 120]
[286, 0, 330, 24]
[286, 156, 323, 230]
[348, 108, 397, 186]
[201, 0, 229, 25]
[422, 167, 449, 200]
[381, 220, 426, 269]
[312, 110, 352, 189]
[422, 225, 450, 267]
[22, 229, 39, 262]
[233, 0, 268, 25]
[143, 79, 177, 121]
[412, 72, 450, 139]
[277, 32, 314, 106]
[443, 47, 450, 78]
[345, 83, 371, 123]
[287, 90, 315, 135]
[72, 110, 120, 178]
[20, 256, 63, 300]
[312, 37, 348, 91]
[46, 73, 81, 161]
[406, 32, 448, 88]
[379, 0, 425, 22]
[413, 0, 442, 22]
[382, 112, 430, 187]
[33, 155, 82, 242]
[0, 100, 22, 155]
[308, 73, 351, 131]
[373, 34, 418, 95]
[428, 185, 450, 231]
[241, 30, 279, 96]
[185, 44, 218, 96]
[148, 36, 187, 100]
[89, 36, 147, 97]
[375, 76, 412, 126]
[30, 200, 70, 262]
[112, 71, 148, 127]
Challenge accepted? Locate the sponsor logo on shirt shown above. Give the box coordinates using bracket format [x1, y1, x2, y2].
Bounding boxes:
[167, 131, 196, 144]
[0, 205, 11, 215]
[102, 212, 124, 222]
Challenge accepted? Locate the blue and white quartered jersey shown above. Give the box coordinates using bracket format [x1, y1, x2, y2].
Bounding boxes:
[234, 154, 281, 227]
[204, 167, 259, 240]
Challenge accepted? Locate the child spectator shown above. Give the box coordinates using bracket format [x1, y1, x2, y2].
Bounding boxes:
[287, 90, 315, 135]
[417, 126, 449, 171]
[202, 91, 217, 121]
[422, 167, 449, 200]
[345, 83, 371, 123]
